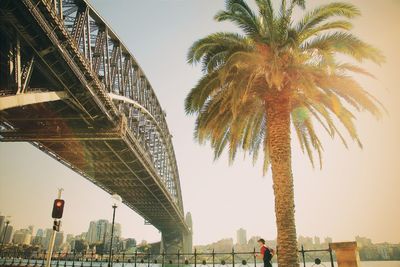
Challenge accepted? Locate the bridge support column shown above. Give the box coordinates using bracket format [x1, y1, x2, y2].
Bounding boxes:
[160, 212, 193, 254]
[183, 212, 193, 254]
[182, 231, 193, 254]
[161, 233, 184, 254]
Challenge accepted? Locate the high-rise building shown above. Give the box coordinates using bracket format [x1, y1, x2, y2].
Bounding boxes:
[31, 235, 43, 247]
[86, 221, 97, 244]
[236, 228, 247, 245]
[96, 220, 109, 244]
[103, 222, 121, 252]
[12, 229, 32, 245]
[32, 229, 44, 247]
[3, 225, 13, 244]
[36, 229, 44, 238]
[76, 232, 87, 241]
[82, 219, 124, 245]
[113, 223, 121, 238]
[0, 215, 5, 237]
[42, 229, 53, 248]
[54, 232, 64, 251]
[66, 234, 74, 243]
[28, 225, 34, 235]
[125, 238, 137, 250]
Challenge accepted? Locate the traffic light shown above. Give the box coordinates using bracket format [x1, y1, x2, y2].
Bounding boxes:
[52, 199, 65, 219]
[53, 220, 61, 232]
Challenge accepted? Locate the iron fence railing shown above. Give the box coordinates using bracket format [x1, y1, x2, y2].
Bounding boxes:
[0, 246, 335, 267]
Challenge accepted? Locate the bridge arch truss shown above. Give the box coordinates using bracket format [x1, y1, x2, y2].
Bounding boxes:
[0, 0, 189, 245]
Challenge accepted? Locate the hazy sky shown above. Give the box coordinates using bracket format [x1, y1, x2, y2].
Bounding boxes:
[1, 0, 399, 246]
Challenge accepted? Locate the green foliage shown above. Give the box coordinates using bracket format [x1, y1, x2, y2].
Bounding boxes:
[186, 0, 384, 173]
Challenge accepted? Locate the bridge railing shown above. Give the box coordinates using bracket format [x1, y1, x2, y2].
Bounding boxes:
[0, 247, 336, 267]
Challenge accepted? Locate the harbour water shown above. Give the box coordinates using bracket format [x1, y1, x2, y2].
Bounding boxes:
[271, 262, 400, 267]
[58, 261, 400, 267]
[239, 262, 400, 267]
[359, 262, 400, 267]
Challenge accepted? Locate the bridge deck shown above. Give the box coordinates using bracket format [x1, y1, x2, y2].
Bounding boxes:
[1, 98, 184, 236]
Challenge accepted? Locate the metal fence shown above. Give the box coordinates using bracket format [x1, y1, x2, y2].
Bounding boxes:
[299, 246, 335, 267]
[0, 247, 335, 267]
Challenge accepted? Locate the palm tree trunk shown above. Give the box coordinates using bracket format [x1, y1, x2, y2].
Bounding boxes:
[266, 93, 299, 267]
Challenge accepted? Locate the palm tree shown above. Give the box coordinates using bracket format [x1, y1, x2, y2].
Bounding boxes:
[185, 0, 384, 266]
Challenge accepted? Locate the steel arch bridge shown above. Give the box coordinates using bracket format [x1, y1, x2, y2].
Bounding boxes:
[0, 0, 192, 252]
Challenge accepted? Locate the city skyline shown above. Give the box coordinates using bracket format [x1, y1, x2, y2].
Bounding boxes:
[0, 214, 128, 253]
[2, 218, 399, 263]
[2, 215, 398, 248]
[0, 215, 122, 243]
[2, 213, 400, 262]
[1, 0, 400, 247]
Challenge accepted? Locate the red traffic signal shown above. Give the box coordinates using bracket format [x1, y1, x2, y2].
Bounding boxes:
[52, 199, 65, 219]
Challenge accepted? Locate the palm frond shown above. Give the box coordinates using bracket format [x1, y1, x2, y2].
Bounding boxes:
[297, 2, 360, 34]
[215, 0, 262, 40]
[187, 32, 250, 66]
[299, 20, 353, 42]
[301, 32, 385, 64]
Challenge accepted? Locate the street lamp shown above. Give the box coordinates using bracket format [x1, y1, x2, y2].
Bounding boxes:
[108, 194, 122, 267]
[0, 217, 11, 256]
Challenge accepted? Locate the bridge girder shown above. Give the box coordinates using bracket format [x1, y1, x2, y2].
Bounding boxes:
[0, 91, 68, 111]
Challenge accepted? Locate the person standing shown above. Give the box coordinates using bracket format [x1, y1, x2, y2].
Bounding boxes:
[257, 238, 274, 267]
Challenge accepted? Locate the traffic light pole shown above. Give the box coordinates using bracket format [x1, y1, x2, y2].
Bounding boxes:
[45, 189, 63, 267]
[45, 227, 57, 267]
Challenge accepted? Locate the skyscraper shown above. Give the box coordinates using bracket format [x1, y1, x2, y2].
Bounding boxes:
[42, 228, 53, 248]
[36, 229, 44, 238]
[0, 215, 5, 238]
[31, 235, 43, 247]
[54, 232, 64, 251]
[125, 238, 137, 251]
[12, 229, 31, 245]
[113, 223, 121, 238]
[66, 234, 74, 243]
[28, 225, 34, 235]
[86, 221, 97, 244]
[3, 225, 13, 244]
[96, 220, 109, 244]
[236, 228, 247, 245]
